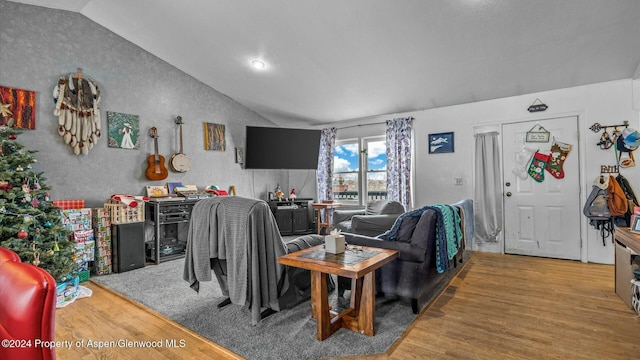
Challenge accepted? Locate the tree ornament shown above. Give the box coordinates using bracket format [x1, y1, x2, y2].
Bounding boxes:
[17, 229, 28, 238]
[0, 103, 12, 119]
[8, 133, 17, 140]
[15, 165, 23, 172]
[32, 177, 41, 190]
[31, 197, 40, 207]
[44, 220, 52, 228]
[32, 251, 40, 266]
[22, 183, 32, 202]
[44, 192, 50, 201]
[23, 214, 33, 222]
[53, 241, 59, 251]
[0, 180, 9, 190]
[46, 249, 54, 256]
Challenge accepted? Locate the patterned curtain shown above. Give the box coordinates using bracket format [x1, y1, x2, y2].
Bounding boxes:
[386, 117, 413, 210]
[316, 127, 337, 201]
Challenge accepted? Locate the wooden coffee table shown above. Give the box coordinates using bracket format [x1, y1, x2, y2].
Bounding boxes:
[278, 245, 398, 341]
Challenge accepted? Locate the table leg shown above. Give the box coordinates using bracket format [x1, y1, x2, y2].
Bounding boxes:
[311, 270, 331, 340]
[315, 209, 322, 234]
[358, 271, 376, 336]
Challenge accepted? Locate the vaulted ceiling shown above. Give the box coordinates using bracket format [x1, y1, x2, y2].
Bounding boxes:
[8, 0, 640, 126]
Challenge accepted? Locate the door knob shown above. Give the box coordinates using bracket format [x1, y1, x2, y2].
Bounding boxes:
[506, 192, 512, 197]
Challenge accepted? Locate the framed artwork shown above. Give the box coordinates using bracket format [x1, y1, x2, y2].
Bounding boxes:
[0, 86, 36, 129]
[146, 185, 168, 197]
[235, 147, 244, 163]
[107, 111, 140, 149]
[203, 122, 225, 151]
[631, 216, 640, 234]
[429, 132, 454, 154]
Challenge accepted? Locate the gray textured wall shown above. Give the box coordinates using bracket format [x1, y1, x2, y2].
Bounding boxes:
[0, 1, 314, 207]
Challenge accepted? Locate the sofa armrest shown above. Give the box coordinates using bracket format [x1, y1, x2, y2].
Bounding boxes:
[351, 214, 401, 237]
[332, 209, 365, 226]
[343, 233, 425, 262]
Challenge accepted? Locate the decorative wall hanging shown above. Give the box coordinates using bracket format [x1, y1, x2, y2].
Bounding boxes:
[525, 124, 550, 143]
[203, 122, 225, 151]
[235, 147, 244, 164]
[107, 111, 140, 150]
[527, 98, 548, 112]
[428, 132, 454, 154]
[53, 68, 101, 155]
[0, 86, 36, 129]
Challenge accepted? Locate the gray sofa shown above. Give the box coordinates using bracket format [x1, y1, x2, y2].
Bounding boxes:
[340, 199, 473, 314]
[332, 199, 405, 237]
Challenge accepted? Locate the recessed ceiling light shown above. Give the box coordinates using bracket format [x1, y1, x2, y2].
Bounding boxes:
[251, 60, 266, 69]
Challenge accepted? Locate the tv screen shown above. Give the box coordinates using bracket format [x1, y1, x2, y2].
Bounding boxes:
[245, 126, 321, 169]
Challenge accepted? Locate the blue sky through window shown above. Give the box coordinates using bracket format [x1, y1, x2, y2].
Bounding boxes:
[334, 140, 386, 173]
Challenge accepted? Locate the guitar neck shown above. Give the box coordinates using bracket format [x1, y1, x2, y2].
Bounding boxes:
[154, 137, 160, 162]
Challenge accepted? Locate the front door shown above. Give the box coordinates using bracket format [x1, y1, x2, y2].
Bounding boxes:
[502, 116, 581, 260]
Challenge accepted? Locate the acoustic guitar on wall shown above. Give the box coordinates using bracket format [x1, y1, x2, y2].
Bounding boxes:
[169, 116, 191, 172]
[146, 127, 169, 181]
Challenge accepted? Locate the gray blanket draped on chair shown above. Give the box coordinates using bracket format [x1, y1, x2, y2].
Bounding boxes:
[183, 196, 288, 325]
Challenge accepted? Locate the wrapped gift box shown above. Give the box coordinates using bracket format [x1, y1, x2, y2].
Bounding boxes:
[53, 199, 85, 210]
[61, 208, 92, 231]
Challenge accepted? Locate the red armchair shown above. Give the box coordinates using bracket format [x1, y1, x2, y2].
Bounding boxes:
[0, 246, 57, 360]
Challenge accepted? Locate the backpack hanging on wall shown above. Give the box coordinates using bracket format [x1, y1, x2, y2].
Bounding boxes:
[607, 175, 629, 218]
[616, 174, 639, 226]
[583, 176, 613, 245]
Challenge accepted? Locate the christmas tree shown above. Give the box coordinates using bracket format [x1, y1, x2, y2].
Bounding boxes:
[0, 124, 77, 282]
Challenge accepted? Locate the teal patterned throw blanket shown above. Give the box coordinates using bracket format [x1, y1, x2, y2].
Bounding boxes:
[378, 204, 462, 273]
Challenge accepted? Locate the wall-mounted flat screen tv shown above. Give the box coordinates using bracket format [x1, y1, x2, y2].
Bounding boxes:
[244, 126, 321, 169]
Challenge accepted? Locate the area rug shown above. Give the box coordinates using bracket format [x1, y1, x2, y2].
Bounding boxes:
[92, 251, 471, 360]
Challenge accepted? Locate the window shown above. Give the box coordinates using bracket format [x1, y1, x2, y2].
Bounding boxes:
[333, 136, 387, 206]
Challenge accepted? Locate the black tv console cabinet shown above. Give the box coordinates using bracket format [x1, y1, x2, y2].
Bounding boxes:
[268, 198, 314, 235]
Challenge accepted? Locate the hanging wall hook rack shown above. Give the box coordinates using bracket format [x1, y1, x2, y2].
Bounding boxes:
[589, 120, 629, 133]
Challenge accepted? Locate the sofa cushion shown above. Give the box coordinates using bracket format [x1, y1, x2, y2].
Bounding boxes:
[365, 200, 404, 215]
[395, 215, 421, 242]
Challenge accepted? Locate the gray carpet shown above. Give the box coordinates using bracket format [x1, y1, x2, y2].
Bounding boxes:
[92, 252, 470, 360]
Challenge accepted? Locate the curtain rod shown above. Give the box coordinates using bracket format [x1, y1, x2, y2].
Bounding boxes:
[333, 116, 413, 130]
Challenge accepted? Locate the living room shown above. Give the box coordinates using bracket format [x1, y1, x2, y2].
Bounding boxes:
[1, 1, 640, 359]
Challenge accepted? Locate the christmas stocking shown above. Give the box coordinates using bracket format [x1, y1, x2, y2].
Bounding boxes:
[545, 140, 572, 179]
[512, 146, 536, 180]
[528, 152, 550, 182]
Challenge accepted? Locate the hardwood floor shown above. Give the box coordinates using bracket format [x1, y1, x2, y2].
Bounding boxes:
[55, 252, 640, 359]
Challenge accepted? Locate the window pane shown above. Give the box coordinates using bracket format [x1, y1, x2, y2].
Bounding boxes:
[366, 171, 386, 201]
[333, 173, 359, 203]
[367, 140, 387, 171]
[333, 141, 360, 203]
[366, 139, 387, 202]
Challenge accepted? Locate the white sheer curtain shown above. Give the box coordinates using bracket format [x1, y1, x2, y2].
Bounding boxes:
[474, 131, 502, 242]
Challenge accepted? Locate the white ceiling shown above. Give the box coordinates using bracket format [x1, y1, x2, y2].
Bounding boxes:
[9, 0, 640, 127]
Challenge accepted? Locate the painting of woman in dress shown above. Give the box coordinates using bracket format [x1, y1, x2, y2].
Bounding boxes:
[107, 111, 140, 150]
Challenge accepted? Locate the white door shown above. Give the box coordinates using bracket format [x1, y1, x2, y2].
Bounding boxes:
[502, 116, 581, 260]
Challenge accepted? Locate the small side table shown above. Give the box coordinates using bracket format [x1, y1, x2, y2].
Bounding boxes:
[311, 202, 341, 234]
